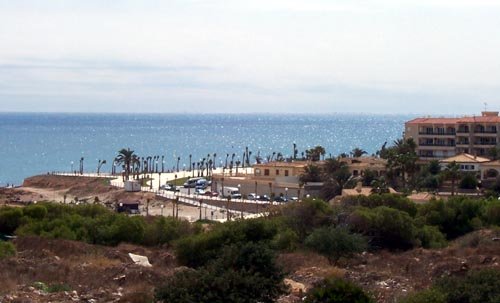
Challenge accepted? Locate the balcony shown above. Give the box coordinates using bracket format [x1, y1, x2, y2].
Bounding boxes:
[473, 142, 497, 146]
[474, 130, 497, 134]
[456, 129, 470, 134]
[419, 143, 455, 147]
[418, 131, 456, 136]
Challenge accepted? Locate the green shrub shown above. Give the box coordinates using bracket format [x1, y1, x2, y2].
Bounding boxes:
[156, 242, 286, 303]
[400, 288, 447, 303]
[175, 218, 278, 268]
[348, 206, 417, 249]
[279, 198, 333, 239]
[271, 228, 299, 251]
[459, 173, 478, 189]
[485, 200, 500, 226]
[435, 269, 500, 303]
[416, 225, 447, 249]
[304, 277, 373, 303]
[418, 197, 486, 239]
[341, 194, 418, 217]
[23, 204, 48, 220]
[0, 207, 24, 234]
[305, 226, 367, 264]
[0, 241, 16, 259]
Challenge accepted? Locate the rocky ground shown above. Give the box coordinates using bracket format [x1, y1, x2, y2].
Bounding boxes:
[1, 230, 499, 303]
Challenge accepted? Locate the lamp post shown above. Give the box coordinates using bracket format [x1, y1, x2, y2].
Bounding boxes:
[160, 204, 164, 216]
[70, 161, 74, 174]
[238, 184, 241, 201]
[285, 187, 288, 201]
[199, 199, 202, 221]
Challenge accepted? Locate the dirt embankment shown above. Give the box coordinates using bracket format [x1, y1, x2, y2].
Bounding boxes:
[278, 229, 500, 303]
[0, 231, 499, 302]
[1, 175, 158, 206]
[0, 236, 175, 302]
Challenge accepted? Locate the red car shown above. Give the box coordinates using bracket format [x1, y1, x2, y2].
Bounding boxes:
[204, 191, 219, 197]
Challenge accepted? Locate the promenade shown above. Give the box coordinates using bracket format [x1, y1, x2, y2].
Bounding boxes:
[54, 167, 276, 222]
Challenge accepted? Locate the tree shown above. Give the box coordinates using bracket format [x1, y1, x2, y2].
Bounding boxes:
[351, 148, 368, 158]
[306, 146, 326, 161]
[300, 164, 323, 184]
[321, 159, 351, 200]
[115, 148, 138, 180]
[305, 226, 367, 264]
[444, 161, 461, 196]
[382, 138, 418, 188]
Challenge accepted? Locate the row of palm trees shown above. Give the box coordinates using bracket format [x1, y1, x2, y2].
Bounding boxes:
[91, 144, 371, 180]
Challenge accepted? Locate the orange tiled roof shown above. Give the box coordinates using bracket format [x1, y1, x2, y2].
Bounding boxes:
[407, 115, 500, 124]
[439, 153, 491, 163]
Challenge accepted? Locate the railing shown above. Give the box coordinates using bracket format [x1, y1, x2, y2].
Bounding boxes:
[474, 130, 497, 134]
[419, 143, 455, 147]
[418, 132, 456, 136]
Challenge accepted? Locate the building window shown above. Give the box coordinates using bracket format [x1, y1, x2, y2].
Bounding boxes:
[276, 169, 280, 175]
[255, 168, 261, 176]
[264, 169, 270, 176]
[285, 170, 289, 176]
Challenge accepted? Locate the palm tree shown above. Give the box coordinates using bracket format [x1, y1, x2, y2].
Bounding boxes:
[444, 161, 461, 196]
[189, 154, 192, 171]
[306, 146, 326, 161]
[176, 156, 181, 172]
[351, 148, 367, 158]
[97, 159, 107, 175]
[116, 148, 137, 180]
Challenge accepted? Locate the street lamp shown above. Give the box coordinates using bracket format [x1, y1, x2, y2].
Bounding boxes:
[160, 204, 164, 216]
[238, 184, 241, 201]
[70, 161, 74, 174]
[285, 187, 288, 200]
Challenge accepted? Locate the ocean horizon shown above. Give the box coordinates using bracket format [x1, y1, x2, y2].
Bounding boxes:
[0, 112, 413, 186]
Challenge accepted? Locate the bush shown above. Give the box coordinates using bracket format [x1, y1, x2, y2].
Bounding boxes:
[305, 226, 367, 264]
[460, 173, 478, 189]
[485, 200, 500, 226]
[348, 206, 417, 249]
[418, 197, 486, 239]
[400, 288, 446, 303]
[271, 228, 299, 251]
[175, 218, 278, 268]
[416, 225, 447, 249]
[341, 194, 418, 217]
[0, 207, 24, 234]
[0, 241, 16, 259]
[435, 269, 500, 303]
[304, 277, 373, 303]
[279, 198, 333, 239]
[156, 242, 286, 303]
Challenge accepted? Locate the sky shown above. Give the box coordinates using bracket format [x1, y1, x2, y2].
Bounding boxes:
[1, 0, 500, 114]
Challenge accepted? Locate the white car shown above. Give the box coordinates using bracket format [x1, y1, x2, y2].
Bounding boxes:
[247, 193, 259, 200]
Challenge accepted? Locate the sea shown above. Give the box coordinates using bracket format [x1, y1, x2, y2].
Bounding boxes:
[0, 113, 413, 187]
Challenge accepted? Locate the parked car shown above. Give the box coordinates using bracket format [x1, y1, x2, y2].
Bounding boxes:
[258, 195, 270, 202]
[231, 193, 242, 199]
[195, 188, 206, 195]
[204, 191, 219, 197]
[274, 196, 288, 203]
[161, 183, 179, 192]
[184, 177, 203, 188]
[195, 179, 208, 189]
[247, 193, 259, 200]
[289, 196, 299, 201]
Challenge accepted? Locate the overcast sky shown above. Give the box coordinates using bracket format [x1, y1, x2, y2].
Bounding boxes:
[1, 0, 500, 114]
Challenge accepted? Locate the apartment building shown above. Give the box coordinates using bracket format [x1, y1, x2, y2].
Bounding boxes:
[405, 111, 500, 160]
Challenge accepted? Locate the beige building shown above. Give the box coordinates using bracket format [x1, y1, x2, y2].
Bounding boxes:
[405, 111, 500, 160]
[253, 161, 308, 182]
[339, 157, 387, 177]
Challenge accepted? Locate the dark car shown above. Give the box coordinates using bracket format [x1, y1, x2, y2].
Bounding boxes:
[204, 191, 219, 197]
[274, 196, 288, 203]
[258, 195, 270, 202]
